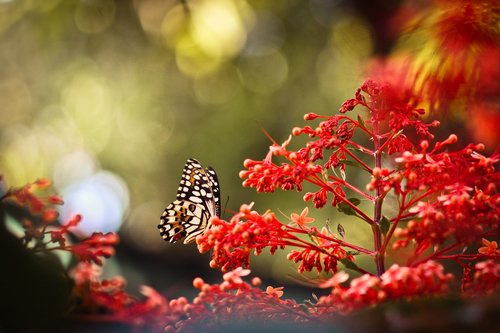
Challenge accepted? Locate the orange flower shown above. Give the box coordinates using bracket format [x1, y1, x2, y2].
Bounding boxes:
[478, 238, 500, 255]
[290, 207, 315, 227]
[265, 286, 284, 298]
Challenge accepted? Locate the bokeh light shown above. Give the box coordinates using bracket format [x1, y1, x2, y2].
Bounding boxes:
[190, 0, 251, 58]
[58, 170, 129, 237]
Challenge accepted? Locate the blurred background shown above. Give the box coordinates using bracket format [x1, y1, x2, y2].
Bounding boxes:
[2, 0, 492, 302]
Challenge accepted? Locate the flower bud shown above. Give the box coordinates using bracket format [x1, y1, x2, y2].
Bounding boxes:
[304, 113, 319, 120]
[448, 134, 457, 143]
[420, 140, 429, 151]
[193, 277, 204, 289]
[252, 277, 262, 286]
[42, 208, 59, 223]
[243, 159, 256, 168]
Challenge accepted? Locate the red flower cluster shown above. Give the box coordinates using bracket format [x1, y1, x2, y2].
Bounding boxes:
[25, 212, 118, 265]
[71, 262, 171, 331]
[375, 140, 500, 253]
[1, 179, 119, 265]
[425, 0, 500, 107]
[2, 178, 63, 222]
[365, 0, 500, 150]
[69, 265, 320, 332]
[317, 261, 453, 314]
[167, 268, 314, 332]
[462, 259, 500, 296]
[238, 77, 499, 288]
[391, 141, 497, 194]
[240, 135, 323, 193]
[197, 203, 357, 275]
[240, 80, 441, 216]
[361, 135, 500, 254]
[70, 232, 119, 265]
[197, 203, 287, 271]
[286, 224, 355, 274]
[394, 183, 499, 249]
[339, 80, 436, 139]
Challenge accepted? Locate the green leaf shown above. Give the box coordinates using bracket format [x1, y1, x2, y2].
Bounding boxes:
[340, 258, 359, 271]
[337, 201, 356, 215]
[348, 197, 361, 206]
[380, 216, 390, 236]
[337, 198, 361, 216]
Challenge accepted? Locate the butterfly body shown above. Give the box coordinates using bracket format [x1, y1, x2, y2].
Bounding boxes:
[159, 159, 220, 244]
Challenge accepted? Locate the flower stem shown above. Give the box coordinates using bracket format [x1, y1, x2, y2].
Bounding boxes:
[286, 225, 374, 255]
[372, 117, 385, 275]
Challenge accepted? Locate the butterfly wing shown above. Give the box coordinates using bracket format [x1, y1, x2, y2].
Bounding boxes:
[158, 159, 220, 244]
[159, 199, 211, 244]
[205, 166, 221, 218]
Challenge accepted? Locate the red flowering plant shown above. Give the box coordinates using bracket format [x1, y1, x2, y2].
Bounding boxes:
[0, 179, 117, 265]
[1, 93, 498, 332]
[1, 1, 499, 332]
[193, 78, 500, 327]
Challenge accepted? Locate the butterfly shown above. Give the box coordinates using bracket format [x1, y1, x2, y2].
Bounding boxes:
[158, 158, 221, 244]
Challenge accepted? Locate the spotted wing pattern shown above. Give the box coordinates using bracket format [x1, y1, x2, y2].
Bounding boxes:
[158, 158, 221, 244]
